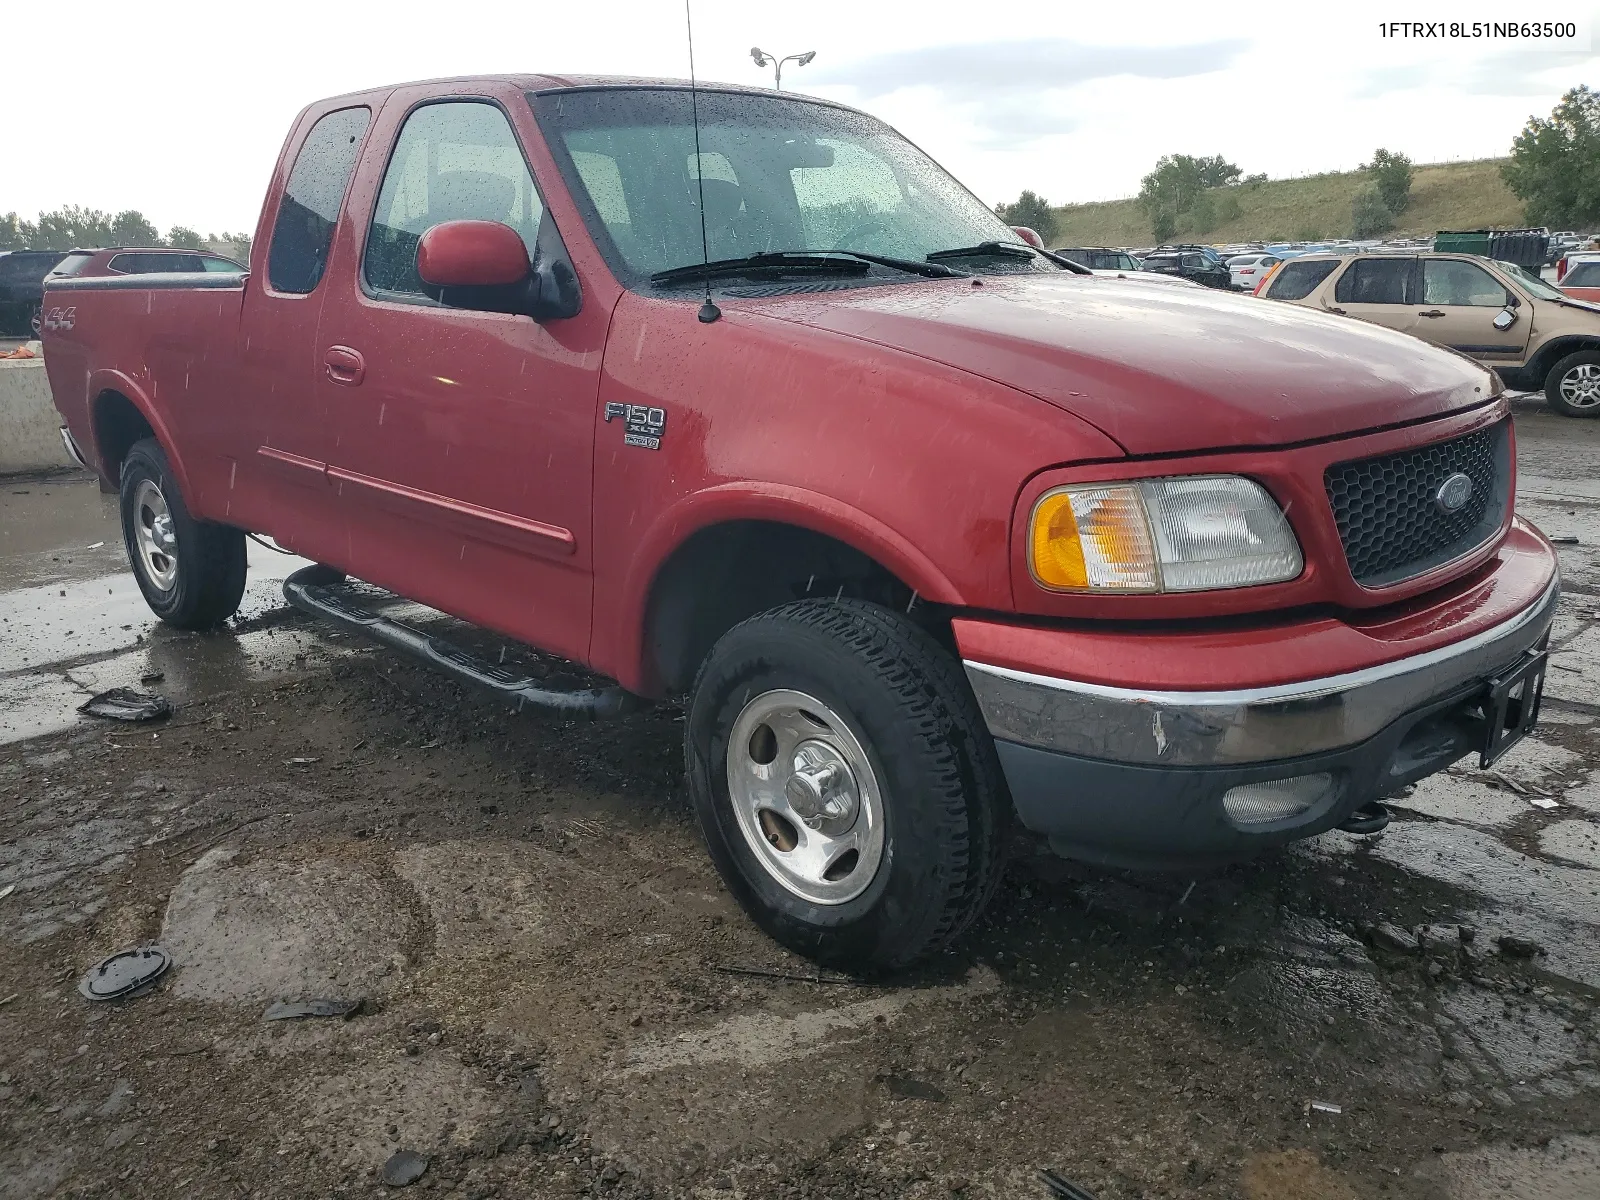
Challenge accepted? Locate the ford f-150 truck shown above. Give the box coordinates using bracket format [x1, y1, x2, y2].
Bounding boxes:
[42, 75, 1558, 971]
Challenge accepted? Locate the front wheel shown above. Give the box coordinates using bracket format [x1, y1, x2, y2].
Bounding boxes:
[1545, 351, 1600, 417]
[686, 598, 1009, 973]
[119, 438, 247, 629]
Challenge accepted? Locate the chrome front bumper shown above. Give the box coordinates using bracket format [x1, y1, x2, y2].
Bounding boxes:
[964, 575, 1560, 768]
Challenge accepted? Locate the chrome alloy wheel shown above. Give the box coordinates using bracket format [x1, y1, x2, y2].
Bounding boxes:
[1559, 362, 1600, 410]
[725, 689, 886, 905]
[132, 478, 179, 590]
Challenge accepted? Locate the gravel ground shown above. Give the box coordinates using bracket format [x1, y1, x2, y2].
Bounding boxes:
[1, 401, 1598, 1200]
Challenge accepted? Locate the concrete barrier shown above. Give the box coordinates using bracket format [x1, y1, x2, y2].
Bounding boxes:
[0, 353, 74, 475]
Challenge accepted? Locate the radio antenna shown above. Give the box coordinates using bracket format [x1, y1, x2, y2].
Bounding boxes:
[685, 0, 720, 323]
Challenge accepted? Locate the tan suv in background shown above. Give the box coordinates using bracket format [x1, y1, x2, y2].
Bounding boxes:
[1263, 252, 1600, 416]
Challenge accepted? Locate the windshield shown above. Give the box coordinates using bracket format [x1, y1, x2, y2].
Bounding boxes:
[529, 87, 1059, 285]
[1500, 260, 1568, 301]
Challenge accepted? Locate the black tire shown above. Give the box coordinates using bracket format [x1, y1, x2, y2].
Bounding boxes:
[119, 438, 247, 629]
[1544, 350, 1600, 417]
[686, 598, 1009, 973]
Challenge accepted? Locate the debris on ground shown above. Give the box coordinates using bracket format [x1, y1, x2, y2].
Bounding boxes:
[77, 687, 172, 722]
[1549, 535, 1581, 544]
[1308, 1100, 1343, 1115]
[1369, 921, 1419, 953]
[283, 756, 321, 765]
[381, 1149, 429, 1187]
[0, 883, 14, 900]
[139, 670, 165, 684]
[1530, 796, 1561, 809]
[711, 963, 863, 986]
[881, 1073, 948, 1102]
[1039, 1167, 1099, 1199]
[262, 998, 364, 1021]
[1496, 934, 1544, 958]
[78, 945, 171, 1001]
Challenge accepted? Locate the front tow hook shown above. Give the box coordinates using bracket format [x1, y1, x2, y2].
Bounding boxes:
[1338, 802, 1392, 835]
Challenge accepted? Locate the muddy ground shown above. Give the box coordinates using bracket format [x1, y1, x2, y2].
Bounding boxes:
[2, 401, 1599, 1200]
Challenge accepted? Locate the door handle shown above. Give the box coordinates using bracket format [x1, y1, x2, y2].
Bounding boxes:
[1418, 309, 1446, 318]
[324, 345, 366, 386]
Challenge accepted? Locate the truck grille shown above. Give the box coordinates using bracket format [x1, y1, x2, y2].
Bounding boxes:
[1326, 421, 1510, 588]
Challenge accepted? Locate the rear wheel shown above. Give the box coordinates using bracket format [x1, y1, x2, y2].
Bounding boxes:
[1545, 351, 1600, 417]
[119, 438, 246, 629]
[685, 598, 1008, 973]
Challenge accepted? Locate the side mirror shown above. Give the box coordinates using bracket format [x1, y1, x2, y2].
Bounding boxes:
[418, 220, 530, 288]
[416, 219, 579, 323]
[1492, 307, 1518, 332]
[1010, 225, 1044, 249]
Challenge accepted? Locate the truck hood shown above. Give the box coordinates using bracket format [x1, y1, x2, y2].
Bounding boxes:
[751, 273, 1494, 455]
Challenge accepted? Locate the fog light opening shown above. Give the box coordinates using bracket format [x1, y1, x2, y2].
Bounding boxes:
[1222, 773, 1335, 828]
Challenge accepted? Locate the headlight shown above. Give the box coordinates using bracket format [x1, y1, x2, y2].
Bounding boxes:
[1029, 475, 1302, 593]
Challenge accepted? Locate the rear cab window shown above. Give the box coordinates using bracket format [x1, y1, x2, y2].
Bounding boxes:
[109, 252, 204, 274]
[267, 105, 371, 294]
[1265, 258, 1339, 299]
[1566, 262, 1600, 288]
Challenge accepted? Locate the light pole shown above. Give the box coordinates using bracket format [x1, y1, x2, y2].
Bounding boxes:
[750, 47, 815, 90]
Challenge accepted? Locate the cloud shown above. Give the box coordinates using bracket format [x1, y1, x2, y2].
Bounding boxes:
[1354, 50, 1596, 100]
[810, 37, 1249, 145]
[817, 37, 1247, 99]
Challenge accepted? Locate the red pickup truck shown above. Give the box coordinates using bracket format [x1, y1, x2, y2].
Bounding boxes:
[43, 75, 1558, 971]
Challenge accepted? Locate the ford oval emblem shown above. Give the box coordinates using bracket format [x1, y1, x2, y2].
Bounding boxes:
[1435, 472, 1474, 514]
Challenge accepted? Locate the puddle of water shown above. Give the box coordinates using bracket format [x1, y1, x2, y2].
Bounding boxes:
[1344, 823, 1600, 988]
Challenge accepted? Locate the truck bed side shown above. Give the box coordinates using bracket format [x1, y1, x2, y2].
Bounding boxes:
[42, 272, 247, 518]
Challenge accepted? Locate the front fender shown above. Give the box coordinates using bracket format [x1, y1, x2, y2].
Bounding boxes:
[600, 482, 967, 693]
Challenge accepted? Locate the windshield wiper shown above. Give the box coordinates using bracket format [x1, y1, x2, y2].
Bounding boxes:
[926, 240, 1036, 262]
[926, 241, 1090, 274]
[828, 249, 966, 278]
[651, 253, 868, 285]
[650, 250, 962, 285]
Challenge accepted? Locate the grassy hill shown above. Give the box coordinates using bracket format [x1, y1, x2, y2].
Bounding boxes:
[1051, 158, 1526, 247]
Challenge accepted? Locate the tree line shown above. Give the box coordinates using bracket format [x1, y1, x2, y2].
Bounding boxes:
[993, 82, 1598, 245]
[0, 206, 251, 260]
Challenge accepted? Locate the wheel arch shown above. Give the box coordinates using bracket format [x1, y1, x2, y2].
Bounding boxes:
[1529, 335, 1600, 385]
[87, 370, 193, 498]
[625, 486, 967, 696]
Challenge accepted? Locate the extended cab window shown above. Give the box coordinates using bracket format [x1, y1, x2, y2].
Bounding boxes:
[1334, 258, 1414, 305]
[1265, 258, 1338, 300]
[1422, 260, 1509, 307]
[267, 106, 370, 294]
[365, 101, 544, 299]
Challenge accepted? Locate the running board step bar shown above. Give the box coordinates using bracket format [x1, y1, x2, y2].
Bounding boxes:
[283, 565, 637, 719]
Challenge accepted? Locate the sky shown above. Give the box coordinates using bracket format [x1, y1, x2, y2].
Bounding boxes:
[3, 0, 1596, 237]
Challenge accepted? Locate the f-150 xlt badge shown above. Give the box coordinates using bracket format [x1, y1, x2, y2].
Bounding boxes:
[604, 402, 666, 450]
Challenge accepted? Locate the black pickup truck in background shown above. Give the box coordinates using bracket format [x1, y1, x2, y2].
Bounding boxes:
[0, 250, 70, 336]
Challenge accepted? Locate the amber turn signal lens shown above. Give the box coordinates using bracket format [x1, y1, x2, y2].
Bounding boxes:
[1030, 484, 1159, 592]
[1030, 491, 1087, 589]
